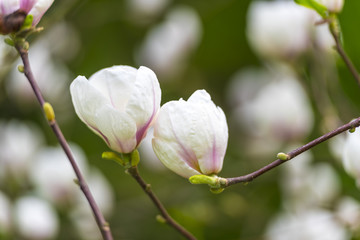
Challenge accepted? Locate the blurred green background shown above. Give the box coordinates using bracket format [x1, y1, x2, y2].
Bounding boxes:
[1, 0, 360, 239]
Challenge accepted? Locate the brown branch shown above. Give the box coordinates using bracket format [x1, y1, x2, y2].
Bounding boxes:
[225, 117, 360, 187]
[15, 44, 113, 240]
[329, 20, 360, 87]
[127, 166, 197, 240]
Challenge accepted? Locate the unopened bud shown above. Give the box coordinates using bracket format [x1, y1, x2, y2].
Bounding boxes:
[43, 102, 55, 122]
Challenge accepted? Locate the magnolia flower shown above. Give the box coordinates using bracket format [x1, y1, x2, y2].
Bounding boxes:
[0, 0, 54, 34]
[342, 130, 360, 185]
[152, 90, 228, 178]
[316, 0, 344, 13]
[14, 196, 59, 240]
[70, 65, 161, 154]
[266, 209, 348, 240]
[247, 1, 314, 61]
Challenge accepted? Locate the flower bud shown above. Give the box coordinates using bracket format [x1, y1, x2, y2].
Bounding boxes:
[0, 0, 54, 34]
[152, 90, 228, 178]
[70, 66, 161, 154]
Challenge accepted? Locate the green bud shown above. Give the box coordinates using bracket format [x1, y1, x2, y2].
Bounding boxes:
[156, 215, 167, 224]
[210, 187, 224, 194]
[277, 152, 290, 161]
[349, 128, 356, 133]
[43, 102, 55, 122]
[18, 65, 25, 73]
[4, 38, 14, 46]
[73, 179, 80, 186]
[130, 149, 140, 167]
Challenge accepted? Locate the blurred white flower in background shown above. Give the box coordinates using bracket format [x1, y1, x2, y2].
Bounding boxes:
[0, 191, 12, 236]
[126, 0, 170, 19]
[14, 196, 59, 240]
[342, 130, 360, 186]
[71, 168, 114, 240]
[137, 6, 202, 79]
[281, 150, 340, 208]
[30, 144, 89, 207]
[336, 197, 360, 232]
[0, 120, 43, 182]
[265, 208, 349, 240]
[226, 67, 314, 155]
[247, 1, 314, 61]
[247, 0, 335, 62]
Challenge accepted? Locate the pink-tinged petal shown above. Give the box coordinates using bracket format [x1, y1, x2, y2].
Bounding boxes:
[127, 66, 161, 144]
[27, 0, 53, 25]
[153, 89, 228, 178]
[70, 76, 111, 138]
[152, 138, 201, 178]
[19, 0, 36, 12]
[89, 66, 137, 111]
[93, 105, 137, 154]
[0, 0, 20, 15]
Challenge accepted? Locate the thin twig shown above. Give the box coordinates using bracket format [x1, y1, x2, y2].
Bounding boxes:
[329, 20, 360, 87]
[15, 44, 113, 240]
[127, 166, 197, 240]
[225, 117, 360, 187]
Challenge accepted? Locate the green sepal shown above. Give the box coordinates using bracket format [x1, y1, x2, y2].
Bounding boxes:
[210, 187, 224, 194]
[20, 14, 33, 30]
[102, 151, 125, 166]
[130, 149, 140, 167]
[189, 174, 218, 186]
[294, 0, 328, 18]
[4, 38, 14, 46]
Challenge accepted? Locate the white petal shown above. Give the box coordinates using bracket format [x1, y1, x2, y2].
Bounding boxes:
[153, 90, 228, 177]
[126, 66, 161, 142]
[94, 105, 137, 153]
[152, 138, 201, 178]
[70, 75, 109, 133]
[88, 65, 137, 111]
[27, 0, 54, 25]
[0, 0, 20, 15]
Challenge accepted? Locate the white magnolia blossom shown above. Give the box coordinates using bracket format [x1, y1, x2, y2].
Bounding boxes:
[152, 90, 228, 178]
[227, 67, 314, 155]
[282, 151, 340, 208]
[0, 0, 54, 26]
[336, 197, 360, 231]
[0, 120, 43, 181]
[14, 196, 59, 240]
[30, 144, 88, 206]
[317, 0, 344, 13]
[137, 6, 202, 78]
[247, 1, 315, 60]
[266, 209, 348, 240]
[342, 130, 360, 185]
[70, 65, 161, 153]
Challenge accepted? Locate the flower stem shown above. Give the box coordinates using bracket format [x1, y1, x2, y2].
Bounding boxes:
[225, 117, 360, 186]
[15, 44, 113, 240]
[127, 166, 197, 240]
[329, 18, 360, 87]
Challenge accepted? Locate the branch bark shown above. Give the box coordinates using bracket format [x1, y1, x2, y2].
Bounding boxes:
[225, 117, 360, 187]
[15, 44, 113, 240]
